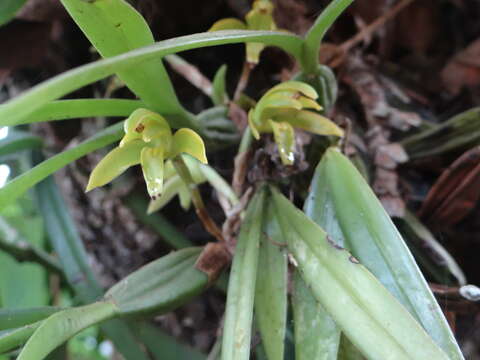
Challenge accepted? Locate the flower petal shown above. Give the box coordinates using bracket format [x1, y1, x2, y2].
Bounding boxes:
[269, 120, 296, 165]
[285, 110, 344, 137]
[170, 128, 208, 164]
[86, 140, 144, 192]
[265, 81, 318, 100]
[209, 18, 247, 31]
[141, 146, 165, 199]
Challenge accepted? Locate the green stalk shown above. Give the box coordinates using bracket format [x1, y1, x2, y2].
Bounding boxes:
[0, 30, 302, 129]
[301, 0, 353, 74]
[173, 155, 224, 242]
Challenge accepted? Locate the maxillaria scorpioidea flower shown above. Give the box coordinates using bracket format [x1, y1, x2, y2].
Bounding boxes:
[209, 0, 276, 65]
[86, 108, 207, 199]
[248, 81, 344, 165]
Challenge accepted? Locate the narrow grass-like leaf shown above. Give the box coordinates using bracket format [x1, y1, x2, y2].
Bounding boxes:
[0, 322, 41, 354]
[35, 175, 151, 360]
[60, 0, 186, 120]
[301, 0, 353, 73]
[401, 107, 480, 158]
[222, 187, 266, 360]
[271, 187, 449, 360]
[292, 271, 340, 360]
[212, 65, 228, 105]
[304, 148, 463, 360]
[301, 157, 343, 359]
[0, 217, 62, 275]
[0, 130, 42, 158]
[124, 193, 192, 249]
[0, 99, 143, 125]
[0, 30, 302, 128]
[106, 247, 208, 316]
[0, 307, 62, 331]
[17, 301, 118, 360]
[132, 323, 205, 360]
[0, 122, 123, 208]
[254, 203, 287, 360]
[395, 211, 466, 286]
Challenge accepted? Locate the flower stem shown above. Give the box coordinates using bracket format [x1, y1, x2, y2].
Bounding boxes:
[173, 156, 225, 242]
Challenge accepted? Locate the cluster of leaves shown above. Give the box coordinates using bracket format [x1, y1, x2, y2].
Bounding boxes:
[0, 0, 471, 360]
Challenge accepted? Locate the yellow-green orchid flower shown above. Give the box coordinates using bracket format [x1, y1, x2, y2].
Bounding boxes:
[86, 108, 207, 199]
[147, 157, 206, 213]
[148, 155, 240, 214]
[209, 0, 276, 65]
[248, 81, 344, 165]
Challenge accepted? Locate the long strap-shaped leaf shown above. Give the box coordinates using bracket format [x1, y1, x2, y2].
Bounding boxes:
[35, 175, 151, 360]
[0, 307, 61, 331]
[254, 203, 287, 360]
[292, 270, 340, 360]
[0, 30, 302, 128]
[301, 0, 353, 74]
[271, 187, 449, 360]
[0, 322, 41, 354]
[0, 122, 123, 208]
[60, 0, 188, 122]
[17, 301, 118, 360]
[304, 148, 463, 360]
[222, 187, 266, 360]
[106, 247, 208, 316]
[0, 99, 144, 125]
[297, 155, 346, 360]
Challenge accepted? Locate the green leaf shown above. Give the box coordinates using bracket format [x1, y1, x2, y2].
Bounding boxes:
[254, 203, 287, 360]
[17, 301, 118, 360]
[0, 322, 41, 354]
[395, 210, 466, 286]
[304, 148, 464, 360]
[222, 187, 266, 360]
[271, 187, 450, 360]
[212, 65, 228, 105]
[292, 271, 340, 360]
[0, 307, 62, 331]
[301, 0, 353, 73]
[401, 107, 480, 158]
[60, 0, 186, 120]
[0, 130, 42, 158]
[0, 30, 302, 128]
[171, 128, 208, 164]
[124, 193, 192, 249]
[35, 175, 151, 360]
[106, 247, 208, 316]
[0, 122, 123, 208]
[296, 161, 343, 360]
[0, 0, 27, 26]
[86, 139, 144, 192]
[131, 323, 206, 360]
[0, 99, 144, 125]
